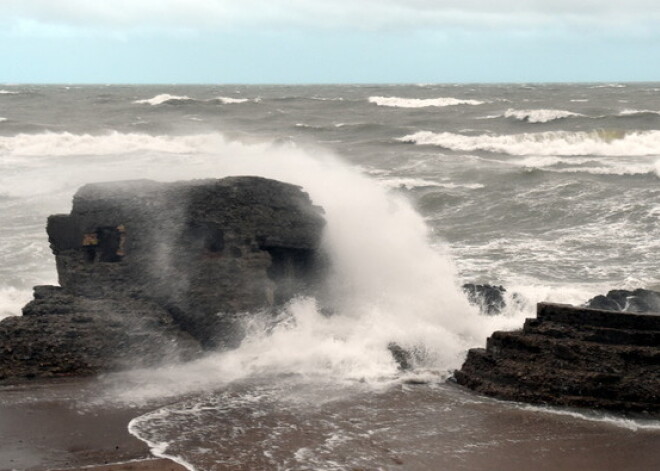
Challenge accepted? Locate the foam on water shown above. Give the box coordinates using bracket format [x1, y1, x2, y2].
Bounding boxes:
[399, 130, 660, 156]
[619, 109, 660, 117]
[133, 94, 193, 105]
[369, 96, 484, 108]
[503, 108, 585, 123]
[212, 96, 251, 104]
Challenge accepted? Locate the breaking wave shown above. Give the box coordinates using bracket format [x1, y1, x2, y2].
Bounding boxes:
[134, 94, 257, 106]
[503, 108, 585, 123]
[134, 94, 194, 105]
[0, 90, 18, 95]
[369, 96, 484, 108]
[9, 130, 527, 405]
[619, 109, 660, 118]
[0, 131, 222, 158]
[399, 130, 660, 156]
[0, 117, 6, 123]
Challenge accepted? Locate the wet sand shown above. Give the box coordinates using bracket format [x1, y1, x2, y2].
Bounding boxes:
[2, 377, 660, 471]
[0, 379, 183, 471]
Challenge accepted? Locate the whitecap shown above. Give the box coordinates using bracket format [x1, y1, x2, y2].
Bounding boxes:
[0, 90, 18, 95]
[619, 109, 660, 117]
[213, 96, 251, 104]
[399, 130, 660, 157]
[503, 108, 585, 123]
[368, 96, 484, 108]
[134, 94, 193, 105]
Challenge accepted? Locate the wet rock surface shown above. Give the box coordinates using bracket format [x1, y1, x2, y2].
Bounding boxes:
[455, 302, 660, 415]
[0, 177, 325, 382]
[585, 288, 660, 313]
[462, 283, 507, 315]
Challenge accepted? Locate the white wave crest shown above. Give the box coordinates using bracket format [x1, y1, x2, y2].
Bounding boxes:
[590, 83, 626, 89]
[213, 96, 251, 104]
[134, 94, 193, 105]
[379, 177, 483, 190]
[0, 131, 222, 157]
[399, 130, 660, 156]
[0, 117, 6, 123]
[619, 109, 660, 117]
[503, 108, 585, 123]
[135, 94, 258, 106]
[369, 96, 484, 108]
[0, 90, 18, 95]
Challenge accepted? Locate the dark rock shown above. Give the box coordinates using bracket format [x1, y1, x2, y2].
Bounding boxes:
[455, 303, 660, 415]
[388, 343, 413, 371]
[462, 284, 507, 315]
[585, 289, 660, 314]
[0, 177, 326, 382]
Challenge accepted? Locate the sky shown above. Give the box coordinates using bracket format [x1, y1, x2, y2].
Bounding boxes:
[1, 0, 660, 84]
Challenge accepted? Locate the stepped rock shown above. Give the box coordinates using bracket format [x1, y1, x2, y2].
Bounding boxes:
[455, 303, 660, 414]
[0, 177, 325, 382]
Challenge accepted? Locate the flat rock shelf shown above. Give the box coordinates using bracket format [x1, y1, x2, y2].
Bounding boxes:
[455, 302, 660, 415]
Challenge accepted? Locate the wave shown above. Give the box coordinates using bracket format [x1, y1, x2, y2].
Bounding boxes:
[590, 83, 627, 89]
[379, 177, 483, 190]
[506, 156, 660, 177]
[134, 94, 194, 105]
[0, 117, 6, 123]
[134, 94, 257, 106]
[399, 130, 660, 156]
[210, 96, 255, 104]
[0, 131, 226, 158]
[19, 130, 528, 405]
[503, 108, 585, 123]
[368, 96, 484, 108]
[619, 109, 660, 118]
[0, 90, 18, 95]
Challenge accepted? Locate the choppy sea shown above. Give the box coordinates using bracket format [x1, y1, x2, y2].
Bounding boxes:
[1, 83, 660, 470]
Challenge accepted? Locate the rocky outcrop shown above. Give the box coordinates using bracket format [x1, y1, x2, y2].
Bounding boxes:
[462, 284, 507, 315]
[0, 177, 325, 382]
[454, 303, 660, 414]
[585, 288, 660, 313]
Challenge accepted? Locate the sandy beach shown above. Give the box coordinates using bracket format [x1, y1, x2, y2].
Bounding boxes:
[0, 379, 184, 471]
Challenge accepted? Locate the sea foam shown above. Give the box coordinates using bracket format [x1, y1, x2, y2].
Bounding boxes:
[134, 94, 193, 105]
[399, 130, 660, 156]
[503, 108, 585, 123]
[369, 96, 484, 108]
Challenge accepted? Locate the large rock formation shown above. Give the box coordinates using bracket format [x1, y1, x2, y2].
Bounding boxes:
[0, 177, 325, 382]
[455, 303, 660, 414]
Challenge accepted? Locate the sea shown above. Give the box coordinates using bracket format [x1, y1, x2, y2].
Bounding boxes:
[1, 83, 660, 470]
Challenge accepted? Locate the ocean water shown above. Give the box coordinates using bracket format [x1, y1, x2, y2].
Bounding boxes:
[1, 83, 660, 470]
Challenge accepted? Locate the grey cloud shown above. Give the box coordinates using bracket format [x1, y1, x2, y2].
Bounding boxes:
[3, 0, 660, 32]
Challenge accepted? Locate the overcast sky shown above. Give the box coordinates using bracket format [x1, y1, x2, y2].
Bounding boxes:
[2, 0, 659, 83]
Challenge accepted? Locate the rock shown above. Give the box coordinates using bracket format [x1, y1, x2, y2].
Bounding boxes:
[454, 303, 660, 415]
[388, 343, 413, 371]
[0, 177, 326, 382]
[462, 283, 507, 315]
[585, 288, 660, 314]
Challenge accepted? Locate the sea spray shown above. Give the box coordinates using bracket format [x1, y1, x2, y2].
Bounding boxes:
[5, 130, 521, 404]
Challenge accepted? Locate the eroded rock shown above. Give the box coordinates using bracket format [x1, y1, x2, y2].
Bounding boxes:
[0, 177, 326, 382]
[455, 303, 660, 415]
